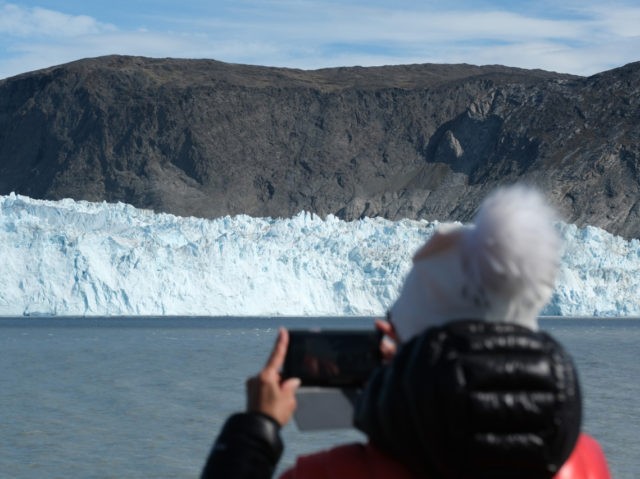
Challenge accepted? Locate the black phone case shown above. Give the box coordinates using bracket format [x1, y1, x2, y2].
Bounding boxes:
[283, 329, 382, 387]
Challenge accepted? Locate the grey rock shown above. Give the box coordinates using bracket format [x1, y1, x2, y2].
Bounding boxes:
[0, 55, 639, 239]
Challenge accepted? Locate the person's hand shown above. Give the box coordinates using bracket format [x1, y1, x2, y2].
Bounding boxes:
[246, 328, 301, 426]
[375, 318, 399, 362]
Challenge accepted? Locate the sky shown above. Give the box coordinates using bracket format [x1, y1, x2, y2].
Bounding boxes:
[0, 0, 639, 80]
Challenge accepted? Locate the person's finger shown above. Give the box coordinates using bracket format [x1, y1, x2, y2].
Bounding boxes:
[374, 318, 392, 334]
[264, 327, 289, 371]
[375, 318, 398, 341]
[380, 337, 397, 361]
[282, 377, 301, 394]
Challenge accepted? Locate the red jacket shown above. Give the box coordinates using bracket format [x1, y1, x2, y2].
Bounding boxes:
[280, 433, 610, 479]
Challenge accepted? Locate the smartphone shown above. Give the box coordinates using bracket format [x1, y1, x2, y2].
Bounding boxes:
[283, 329, 382, 387]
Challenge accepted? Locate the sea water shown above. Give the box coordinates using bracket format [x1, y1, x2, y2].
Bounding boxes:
[1, 317, 638, 478]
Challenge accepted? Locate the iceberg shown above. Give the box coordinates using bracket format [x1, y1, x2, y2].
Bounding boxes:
[0, 193, 638, 317]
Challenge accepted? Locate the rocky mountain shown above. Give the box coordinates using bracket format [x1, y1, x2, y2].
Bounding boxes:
[0, 55, 639, 238]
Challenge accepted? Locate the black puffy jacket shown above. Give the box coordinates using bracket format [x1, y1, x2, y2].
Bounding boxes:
[354, 320, 582, 479]
[201, 412, 283, 479]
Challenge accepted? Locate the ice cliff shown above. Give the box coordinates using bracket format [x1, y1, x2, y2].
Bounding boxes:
[0, 193, 638, 317]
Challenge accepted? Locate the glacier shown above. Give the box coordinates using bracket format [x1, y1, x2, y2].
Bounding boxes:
[0, 193, 638, 317]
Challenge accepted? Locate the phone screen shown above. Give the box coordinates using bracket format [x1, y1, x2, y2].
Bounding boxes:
[283, 329, 382, 387]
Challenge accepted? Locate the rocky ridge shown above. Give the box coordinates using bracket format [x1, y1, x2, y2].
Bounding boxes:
[0, 55, 639, 238]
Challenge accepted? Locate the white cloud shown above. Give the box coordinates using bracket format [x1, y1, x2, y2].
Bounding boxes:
[342, 10, 583, 43]
[0, 3, 115, 37]
[587, 6, 640, 38]
[181, 4, 589, 45]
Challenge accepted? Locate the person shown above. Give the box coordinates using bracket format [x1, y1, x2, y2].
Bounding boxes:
[201, 185, 611, 478]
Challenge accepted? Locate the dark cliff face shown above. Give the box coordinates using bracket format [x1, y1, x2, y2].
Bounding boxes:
[0, 55, 639, 239]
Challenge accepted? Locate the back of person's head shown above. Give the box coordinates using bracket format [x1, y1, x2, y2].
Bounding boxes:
[390, 184, 560, 341]
[355, 320, 582, 478]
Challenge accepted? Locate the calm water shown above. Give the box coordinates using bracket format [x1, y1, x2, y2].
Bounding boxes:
[1, 317, 638, 478]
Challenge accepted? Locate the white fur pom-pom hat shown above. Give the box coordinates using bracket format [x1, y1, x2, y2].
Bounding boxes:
[389, 185, 561, 342]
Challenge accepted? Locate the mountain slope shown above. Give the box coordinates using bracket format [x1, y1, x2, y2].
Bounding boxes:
[0, 55, 638, 238]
